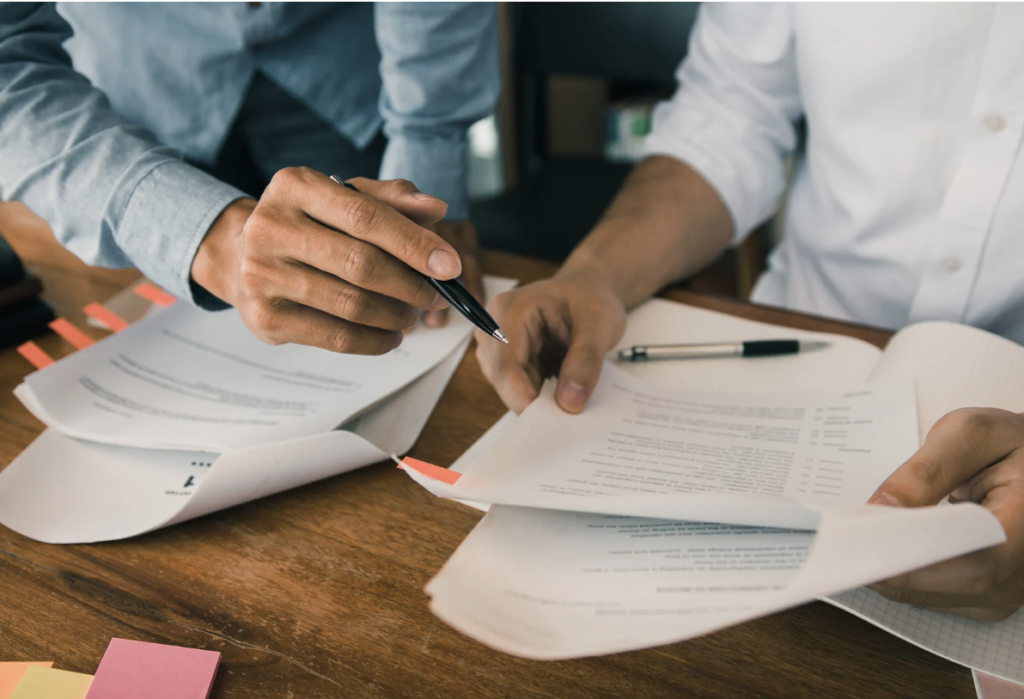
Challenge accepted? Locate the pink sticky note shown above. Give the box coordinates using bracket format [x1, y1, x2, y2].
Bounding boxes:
[0, 663, 54, 699]
[976, 671, 1024, 699]
[83, 639, 220, 699]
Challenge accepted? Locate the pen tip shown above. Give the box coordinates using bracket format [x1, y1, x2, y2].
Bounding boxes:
[494, 330, 509, 345]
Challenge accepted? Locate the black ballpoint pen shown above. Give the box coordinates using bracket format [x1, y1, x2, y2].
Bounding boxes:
[329, 175, 508, 344]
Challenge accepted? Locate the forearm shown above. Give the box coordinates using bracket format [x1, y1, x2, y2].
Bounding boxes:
[560, 155, 734, 308]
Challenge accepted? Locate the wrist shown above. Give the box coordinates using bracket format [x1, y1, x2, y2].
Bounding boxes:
[191, 198, 256, 305]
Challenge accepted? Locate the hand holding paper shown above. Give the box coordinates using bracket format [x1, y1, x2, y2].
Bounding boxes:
[868, 407, 1024, 622]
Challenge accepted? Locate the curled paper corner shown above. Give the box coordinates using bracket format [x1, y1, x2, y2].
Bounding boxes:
[393, 454, 462, 486]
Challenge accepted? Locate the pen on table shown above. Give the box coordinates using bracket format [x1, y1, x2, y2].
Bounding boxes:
[617, 339, 830, 362]
[329, 175, 508, 345]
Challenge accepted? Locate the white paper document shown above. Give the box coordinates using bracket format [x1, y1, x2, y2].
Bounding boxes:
[0, 277, 517, 543]
[16, 277, 515, 452]
[411, 298, 1024, 665]
[407, 363, 922, 530]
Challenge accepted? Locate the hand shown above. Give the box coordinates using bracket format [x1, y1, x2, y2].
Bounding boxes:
[476, 267, 627, 415]
[191, 168, 463, 355]
[423, 219, 485, 328]
[867, 408, 1024, 621]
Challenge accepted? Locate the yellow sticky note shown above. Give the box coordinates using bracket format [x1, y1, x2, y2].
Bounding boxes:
[0, 663, 54, 699]
[9, 666, 92, 699]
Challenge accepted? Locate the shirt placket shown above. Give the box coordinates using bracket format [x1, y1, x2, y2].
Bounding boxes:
[908, 5, 1024, 326]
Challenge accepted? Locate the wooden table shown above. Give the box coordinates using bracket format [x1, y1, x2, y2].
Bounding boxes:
[0, 202, 969, 698]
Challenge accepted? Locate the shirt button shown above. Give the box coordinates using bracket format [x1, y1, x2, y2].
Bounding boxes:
[985, 114, 1007, 133]
[942, 256, 962, 272]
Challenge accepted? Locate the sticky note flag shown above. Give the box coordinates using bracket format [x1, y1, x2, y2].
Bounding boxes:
[83, 638, 220, 699]
[0, 663, 53, 699]
[83, 303, 130, 333]
[132, 283, 176, 308]
[9, 666, 92, 699]
[16, 342, 54, 370]
[398, 457, 462, 485]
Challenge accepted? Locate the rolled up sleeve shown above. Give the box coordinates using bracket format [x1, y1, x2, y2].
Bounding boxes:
[375, 2, 500, 220]
[643, 3, 803, 242]
[0, 3, 244, 305]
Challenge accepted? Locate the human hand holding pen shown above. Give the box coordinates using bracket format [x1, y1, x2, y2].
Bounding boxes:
[190, 167, 462, 355]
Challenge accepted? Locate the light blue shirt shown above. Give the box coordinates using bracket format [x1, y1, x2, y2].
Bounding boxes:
[0, 3, 498, 305]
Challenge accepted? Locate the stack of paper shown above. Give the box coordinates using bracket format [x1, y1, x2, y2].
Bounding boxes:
[0, 277, 514, 543]
[404, 299, 1024, 683]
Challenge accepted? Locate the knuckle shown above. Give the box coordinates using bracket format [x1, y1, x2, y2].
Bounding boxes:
[390, 178, 417, 195]
[335, 286, 368, 322]
[343, 194, 380, 234]
[342, 245, 382, 287]
[246, 302, 283, 345]
[329, 326, 356, 354]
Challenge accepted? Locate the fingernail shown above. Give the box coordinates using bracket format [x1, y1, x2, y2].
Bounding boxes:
[424, 311, 446, 328]
[414, 192, 446, 205]
[557, 380, 587, 414]
[427, 249, 461, 278]
[869, 492, 903, 507]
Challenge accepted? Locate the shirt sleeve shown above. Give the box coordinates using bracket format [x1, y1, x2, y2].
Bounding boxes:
[374, 2, 501, 221]
[643, 2, 803, 243]
[0, 3, 245, 306]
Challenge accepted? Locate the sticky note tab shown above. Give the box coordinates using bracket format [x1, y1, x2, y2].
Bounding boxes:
[132, 283, 176, 307]
[83, 303, 130, 333]
[83, 638, 220, 699]
[0, 663, 54, 699]
[49, 318, 95, 350]
[16, 342, 54, 370]
[399, 457, 462, 485]
[9, 666, 92, 699]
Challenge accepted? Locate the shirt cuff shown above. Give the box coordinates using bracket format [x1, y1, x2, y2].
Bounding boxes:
[113, 159, 245, 308]
[379, 134, 469, 220]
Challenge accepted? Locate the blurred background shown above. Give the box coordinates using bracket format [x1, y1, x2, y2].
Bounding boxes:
[467, 2, 779, 301]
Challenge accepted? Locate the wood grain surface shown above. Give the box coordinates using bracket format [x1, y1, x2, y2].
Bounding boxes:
[0, 202, 969, 698]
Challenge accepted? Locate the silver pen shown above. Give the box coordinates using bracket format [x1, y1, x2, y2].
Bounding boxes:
[617, 339, 830, 362]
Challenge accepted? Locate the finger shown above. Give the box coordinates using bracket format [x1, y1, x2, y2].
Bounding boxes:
[243, 300, 403, 355]
[876, 463, 1024, 593]
[475, 305, 542, 414]
[556, 303, 620, 414]
[423, 307, 449, 329]
[266, 168, 462, 280]
[869, 408, 1024, 507]
[277, 218, 448, 312]
[268, 263, 420, 332]
[348, 177, 449, 227]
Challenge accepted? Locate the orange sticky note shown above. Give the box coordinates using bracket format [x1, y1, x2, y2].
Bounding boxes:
[49, 318, 95, 350]
[0, 663, 54, 699]
[399, 457, 462, 485]
[82, 303, 130, 333]
[16, 342, 54, 370]
[132, 283, 176, 307]
[8, 666, 91, 699]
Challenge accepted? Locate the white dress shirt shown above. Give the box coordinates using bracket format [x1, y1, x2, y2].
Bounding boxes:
[645, 3, 1024, 343]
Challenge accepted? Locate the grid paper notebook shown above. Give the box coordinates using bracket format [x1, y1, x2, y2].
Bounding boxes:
[828, 588, 1024, 684]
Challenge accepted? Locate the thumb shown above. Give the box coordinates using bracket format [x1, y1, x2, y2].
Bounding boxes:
[347, 177, 448, 226]
[556, 317, 614, 415]
[869, 409, 1022, 507]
